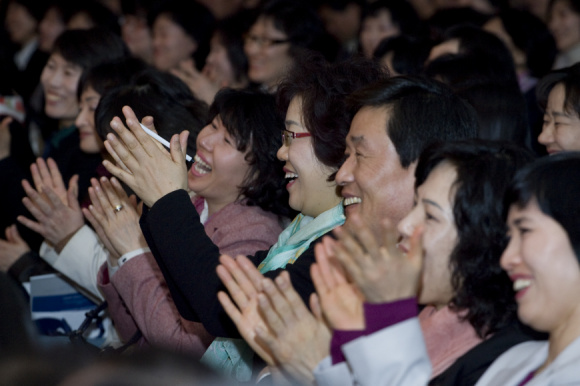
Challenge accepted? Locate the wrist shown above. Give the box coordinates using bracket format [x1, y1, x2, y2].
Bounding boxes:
[117, 247, 150, 268]
[52, 226, 82, 254]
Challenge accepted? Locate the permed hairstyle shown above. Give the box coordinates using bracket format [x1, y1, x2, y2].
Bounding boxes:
[51, 28, 129, 71]
[505, 151, 580, 260]
[415, 139, 536, 338]
[208, 88, 292, 218]
[277, 55, 387, 180]
[94, 69, 207, 155]
[346, 76, 479, 168]
[537, 62, 580, 117]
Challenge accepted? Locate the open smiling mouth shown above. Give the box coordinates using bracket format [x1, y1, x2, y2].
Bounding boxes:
[513, 278, 531, 292]
[343, 197, 362, 206]
[193, 154, 212, 175]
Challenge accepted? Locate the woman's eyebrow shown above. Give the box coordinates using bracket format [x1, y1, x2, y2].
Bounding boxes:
[422, 198, 444, 212]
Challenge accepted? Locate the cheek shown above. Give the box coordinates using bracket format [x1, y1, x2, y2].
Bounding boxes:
[218, 149, 250, 180]
[80, 136, 103, 153]
[40, 70, 51, 86]
[556, 127, 580, 150]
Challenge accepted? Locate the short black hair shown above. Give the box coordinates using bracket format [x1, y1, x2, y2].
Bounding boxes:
[416, 139, 535, 338]
[506, 151, 580, 261]
[537, 62, 580, 118]
[347, 76, 479, 168]
[68, 0, 121, 36]
[209, 88, 292, 218]
[94, 69, 207, 156]
[77, 57, 149, 100]
[496, 9, 556, 78]
[362, 0, 423, 38]
[52, 28, 129, 72]
[456, 82, 530, 149]
[277, 55, 387, 179]
[373, 35, 431, 76]
[431, 25, 518, 87]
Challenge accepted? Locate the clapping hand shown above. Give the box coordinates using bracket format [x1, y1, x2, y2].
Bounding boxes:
[102, 106, 190, 208]
[253, 271, 331, 385]
[331, 213, 423, 304]
[83, 177, 145, 263]
[17, 158, 83, 251]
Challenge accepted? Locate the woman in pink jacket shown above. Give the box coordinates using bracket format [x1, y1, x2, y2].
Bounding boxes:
[88, 88, 291, 357]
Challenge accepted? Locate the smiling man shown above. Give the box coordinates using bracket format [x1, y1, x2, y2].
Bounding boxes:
[337, 76, 479, 239]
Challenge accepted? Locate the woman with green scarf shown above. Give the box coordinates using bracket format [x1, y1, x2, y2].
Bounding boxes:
[102, 57, 385, 381]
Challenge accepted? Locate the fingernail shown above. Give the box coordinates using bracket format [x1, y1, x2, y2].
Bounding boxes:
[275, 275, 287, 288]
[262, 279, 273, 291]
[110, 120, 117, 129]
[107, 133, 115, 141]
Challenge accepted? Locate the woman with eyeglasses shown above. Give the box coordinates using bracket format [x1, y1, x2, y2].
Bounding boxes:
[101, 57, 384, 381]
[243, 0, 339, 92]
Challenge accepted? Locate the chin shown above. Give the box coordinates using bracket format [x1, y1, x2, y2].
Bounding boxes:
[80, 145, 101, 154]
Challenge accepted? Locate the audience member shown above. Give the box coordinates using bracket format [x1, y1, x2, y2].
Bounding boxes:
[548, 0, 580, 69]
[537, 62, 580, 153]
[101, 57, 385, 381]
[148, 0, 215, 72]
[171, 10, 253, 104]
[243, 0, 339, 92]
[216, 75, 479, 384]
[358, 0, 423, 59]
[373, 35, 432, 76]
[89, 88, 289, 359]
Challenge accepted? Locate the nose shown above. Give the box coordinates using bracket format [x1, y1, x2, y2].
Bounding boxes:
[499, 234, 521, 272]
[197, 125, 215, 150]
[244, 38, 259, 58]
[75, 106, 88, 128]
[42, 68, 61, 88]
[538, 119, 554, 147]
[335, 154, 355, 186]
[277, 141, 288, 161]
[397, 206, 419, 242]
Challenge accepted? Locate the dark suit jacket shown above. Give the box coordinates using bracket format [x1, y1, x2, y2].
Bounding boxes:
[140, 189, 326, 338]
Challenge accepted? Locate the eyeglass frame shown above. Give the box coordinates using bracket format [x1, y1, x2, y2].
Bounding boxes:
[282, 129, 311, 147]
[244, 34, 291, 49]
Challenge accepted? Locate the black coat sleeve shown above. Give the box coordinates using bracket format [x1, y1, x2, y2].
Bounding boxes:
[140, 189, 322, 338]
